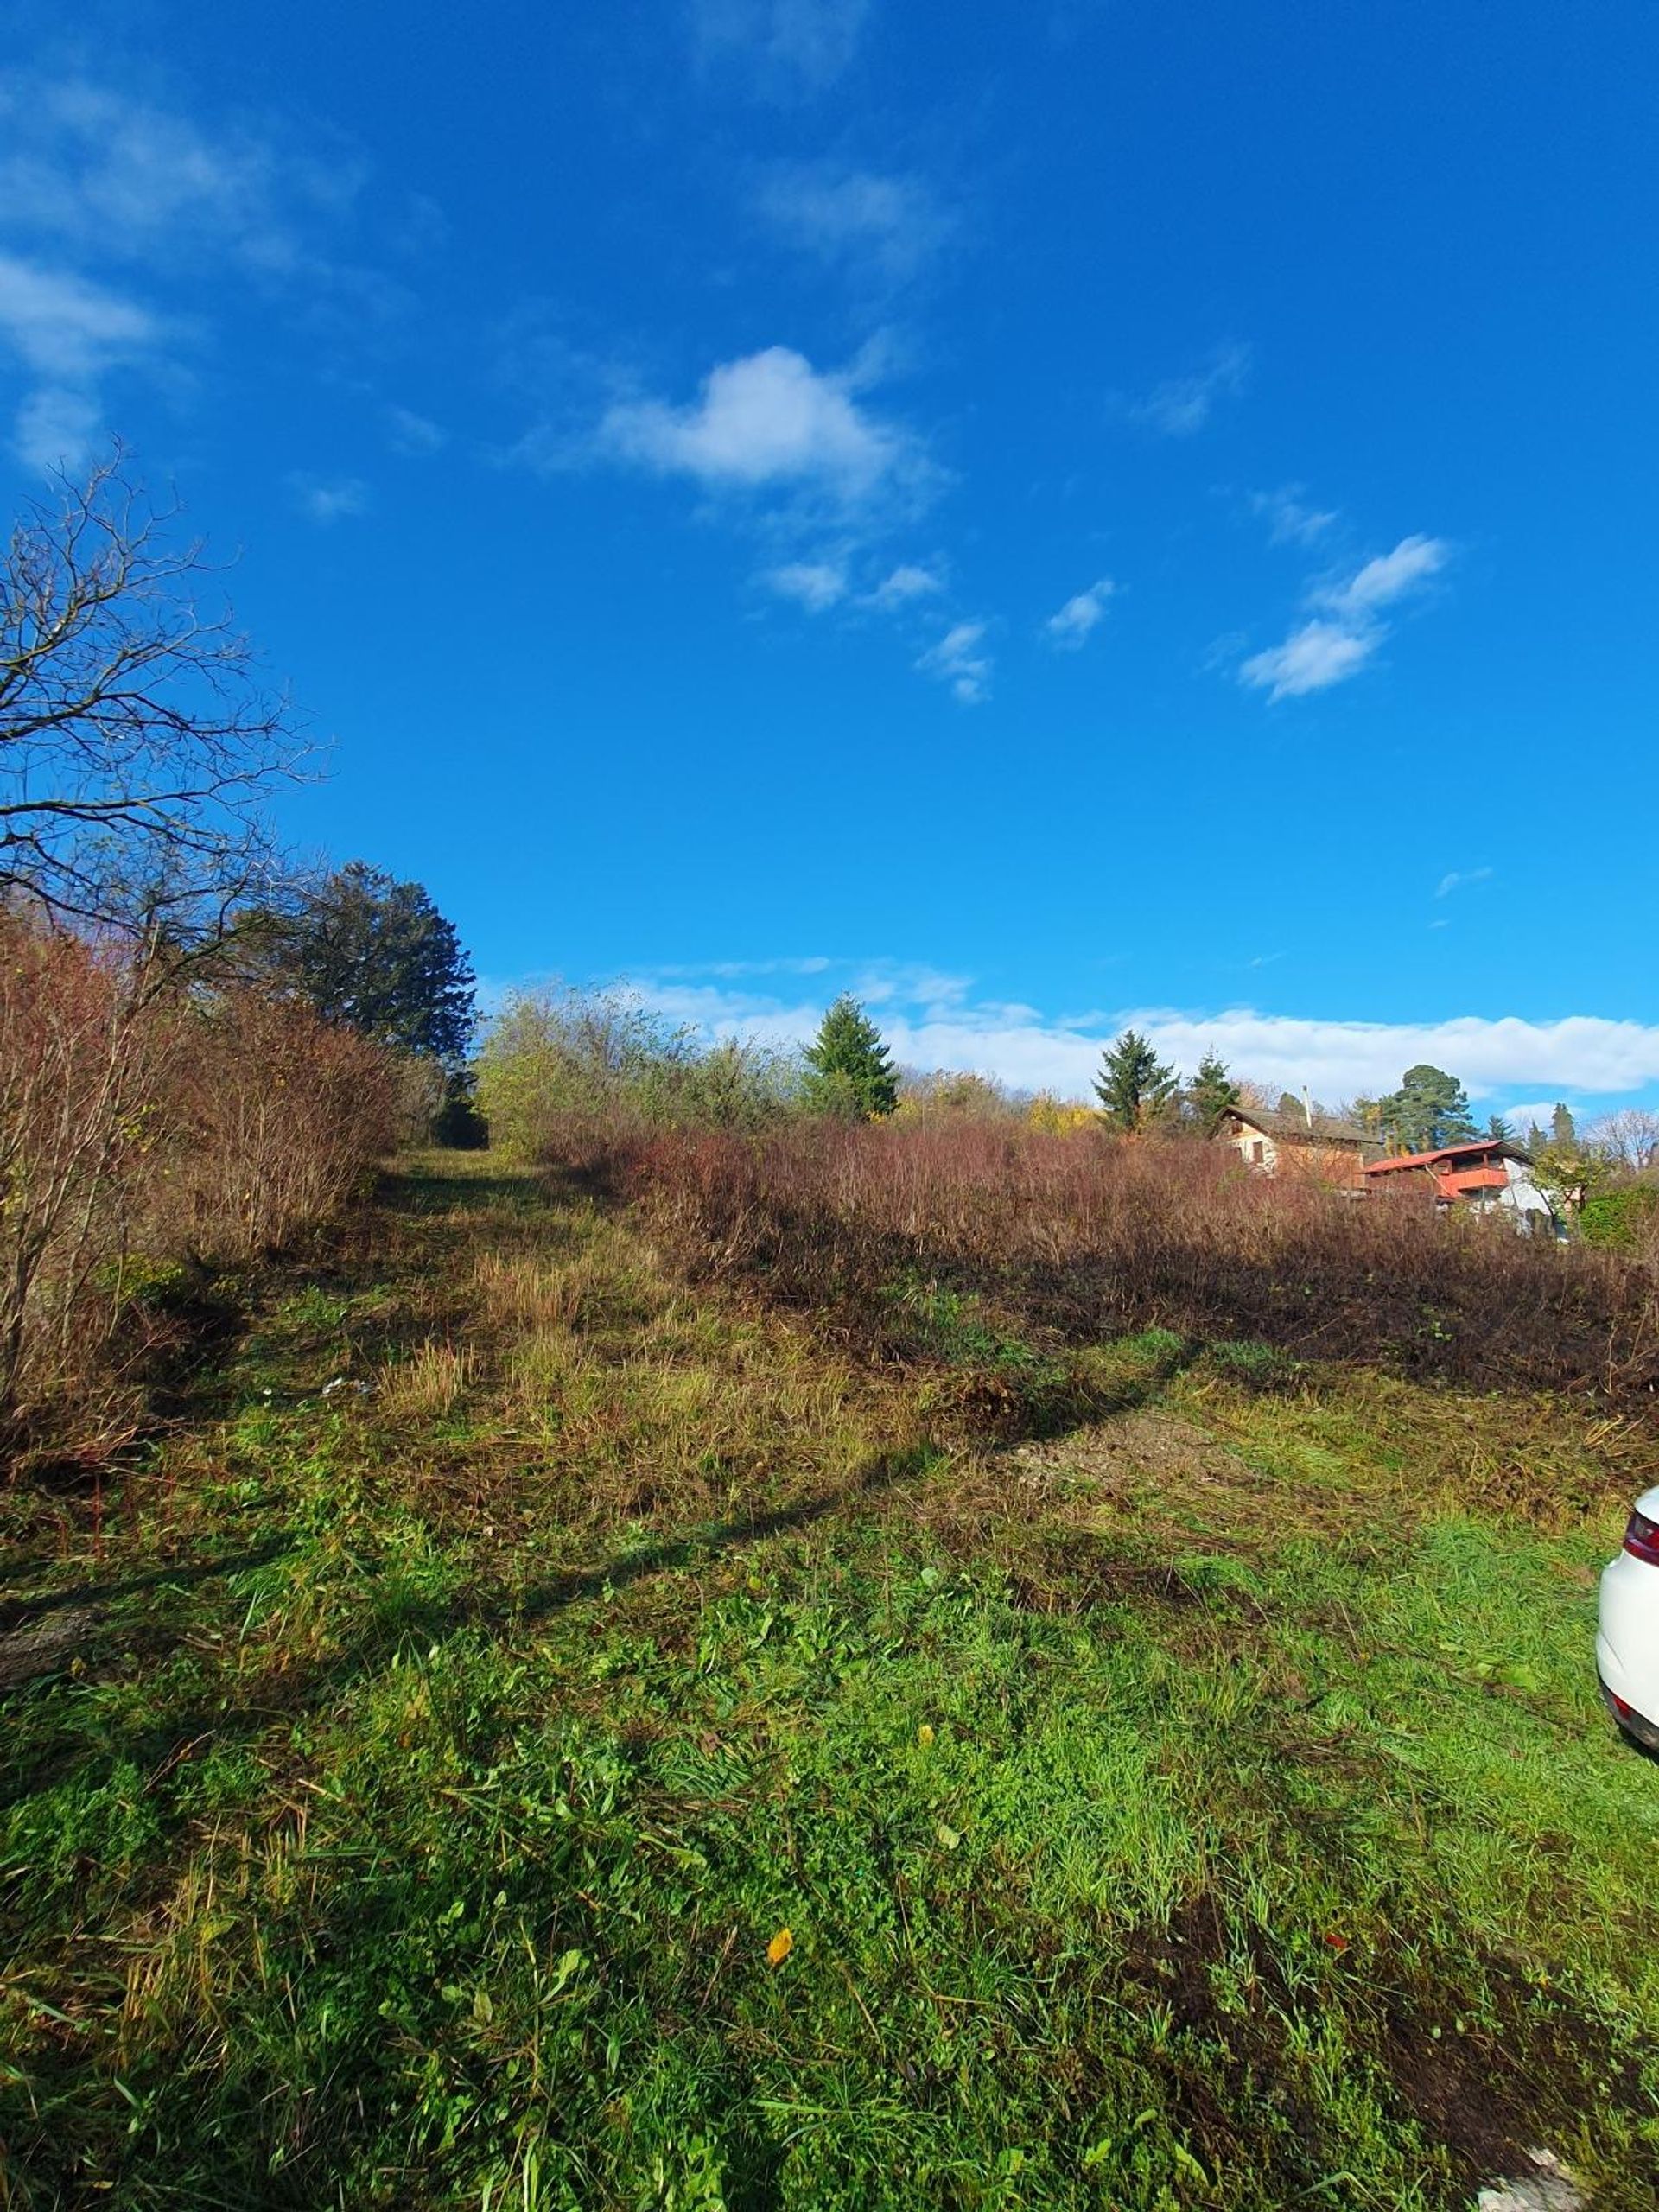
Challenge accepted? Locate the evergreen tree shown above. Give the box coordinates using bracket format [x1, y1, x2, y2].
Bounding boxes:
[1094, 1029, 1179, 1132]
[804, 995, 898, 1121]
[1486, 1113, 1514, 1144]
[246, 861, 476, 1064]
[1186, 1048, 1241, 1135]
[1378, 1064, 1477, 1154]
[1552, 1101, 1577, 1148]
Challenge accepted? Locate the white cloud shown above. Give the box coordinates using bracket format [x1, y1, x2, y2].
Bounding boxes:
[601, 346, 909, 505]
[0, 74, 393, 471]
[1436, 866, 1494, 899]
[757, 162, 951, 285]
[1316, 532, 1449, 619]
[613, 961, 1659, 1109]
[868, 562, 944, 607]
[1252, 486, 1338, 546]
[0, 74, 319, 274]
[0, 251, 167, 467]
[13, 385, 104, 473]
[386, 404, 445, 454]
[1129, 341, 1250, 435]
[917, 619, 992, 704]
[763, 558, 847, 611]
[1241, 534, 1452, 702]
[692, 0, 871, 90]
[1239, 618, 1376, 701]
[1043, 576, 1115, 649]
[290, 474, 369, 523]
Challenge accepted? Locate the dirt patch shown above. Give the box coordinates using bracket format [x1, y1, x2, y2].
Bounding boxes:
[1107, 1899, 1654, 2202]
[1009, 1407, 1257, 1498]
[0, 1605, 97, 1690]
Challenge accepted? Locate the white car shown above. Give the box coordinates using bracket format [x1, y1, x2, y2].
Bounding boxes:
[1598, 1486, 1659, 1752]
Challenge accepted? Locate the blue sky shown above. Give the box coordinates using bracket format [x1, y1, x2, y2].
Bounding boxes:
[3, 0, 1656, 1118]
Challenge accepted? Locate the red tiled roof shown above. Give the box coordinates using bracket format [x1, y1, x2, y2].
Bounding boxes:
[1363, 1141, 1518, 1177]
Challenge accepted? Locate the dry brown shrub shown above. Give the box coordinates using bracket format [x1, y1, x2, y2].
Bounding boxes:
[594, 1117, 1659, 1406]
[0, 914, 397, 1462]
[156, 992, 397, 1260]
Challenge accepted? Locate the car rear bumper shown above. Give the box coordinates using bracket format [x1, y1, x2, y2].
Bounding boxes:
[1598, 1548, 1659, 1748]
[1599, 1673, 1659, 1753]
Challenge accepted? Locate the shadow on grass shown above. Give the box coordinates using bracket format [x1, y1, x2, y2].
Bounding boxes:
[0, 1537, 295, 1634]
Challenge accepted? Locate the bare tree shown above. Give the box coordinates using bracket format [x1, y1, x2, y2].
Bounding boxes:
[1, 448, 308, 942]
[1589, 1108, 1659, 1177]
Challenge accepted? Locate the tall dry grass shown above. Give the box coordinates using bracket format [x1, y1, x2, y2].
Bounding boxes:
[588, 1117, 1659, 1404]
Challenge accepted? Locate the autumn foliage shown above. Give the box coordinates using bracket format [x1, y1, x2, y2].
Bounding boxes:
[0, 915, 395, 1462]
[588, 1116, 1659, 1406]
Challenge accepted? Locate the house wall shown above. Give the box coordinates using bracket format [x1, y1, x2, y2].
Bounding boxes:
[1224, 1123, 1279, 1172]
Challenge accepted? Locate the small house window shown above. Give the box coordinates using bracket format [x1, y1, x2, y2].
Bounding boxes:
[1250, 1141, 1265, 1166]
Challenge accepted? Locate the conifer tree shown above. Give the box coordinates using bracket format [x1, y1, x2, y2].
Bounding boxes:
[804, 995, 899, 1121]
[1093, 1029, 1178, 1132]
[1552, 1101, 1577, 1148]
[1378, 1064, 1476, 1154]
[1186, 1048, 1241, 1135]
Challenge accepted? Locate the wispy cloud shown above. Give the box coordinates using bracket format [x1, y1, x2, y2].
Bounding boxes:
[1042, 576, 1115, 649]
[868, 561, 944, 607]
[601, 345, 915, 506]
[763, 557, 848, 611]
[1314, 533, 1449, 620]
[917, 619, 992, 704]
[0, 251, 168, 468]
[0, 70, 394, 471]
[1436, 866, 1494, 899]
[1128, 340, 1250, 436]
[1240, 532, 1452, 702]
[691, 0, 871, 92]
[756, 162, 952, 288]
[1238, 618, 1376, 701]
[289, 473, 369, 523]
[385, 403, 445, 454]
[1251, 484, 1338, 546]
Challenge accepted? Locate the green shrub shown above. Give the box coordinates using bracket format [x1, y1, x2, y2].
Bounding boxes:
[1579, 1183, 1659, 1250]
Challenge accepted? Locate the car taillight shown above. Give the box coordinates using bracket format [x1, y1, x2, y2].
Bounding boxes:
[1623, 1508, 1659, 1565]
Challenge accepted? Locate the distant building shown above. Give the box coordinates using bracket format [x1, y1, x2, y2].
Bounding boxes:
[1217, 1103, 1378, 1190]
[1363, 1137, 1560, 1234]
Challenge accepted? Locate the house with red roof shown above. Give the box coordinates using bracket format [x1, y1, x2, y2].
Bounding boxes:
[1363, 1136, 1561, 1234]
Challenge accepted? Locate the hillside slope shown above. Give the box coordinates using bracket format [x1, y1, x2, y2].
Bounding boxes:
[3, 1155, 1657, 2209]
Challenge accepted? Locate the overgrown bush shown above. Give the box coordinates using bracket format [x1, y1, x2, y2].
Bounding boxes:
[599, 1116, 1659, 1406]
[1580, 1182, 1659, 1254]
[477, 985, 801, 1158]
[0, 915, 395, 1463]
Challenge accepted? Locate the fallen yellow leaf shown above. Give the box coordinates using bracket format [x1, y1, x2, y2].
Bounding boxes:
[918, 1724, 936, 1747]
[767, 1927, 793, 1966]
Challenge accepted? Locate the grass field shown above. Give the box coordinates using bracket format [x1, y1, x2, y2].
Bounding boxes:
[3, 1154, 1658, 2209]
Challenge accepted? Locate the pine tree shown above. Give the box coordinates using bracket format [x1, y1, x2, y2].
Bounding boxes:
[1486, 1113, 1514, 1144]
[1378, 1064, 1477, 1154]
[1094, 1029, 1178, 1132]
[1186, 1048, 1241, 1135]
[244, 861, 476, 1065]
[1552, 1101, 1577, 1148]
[804, 995, 899, 1121]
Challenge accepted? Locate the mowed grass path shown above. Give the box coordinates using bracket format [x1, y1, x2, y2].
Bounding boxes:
[3, 1154, 1657, 2209]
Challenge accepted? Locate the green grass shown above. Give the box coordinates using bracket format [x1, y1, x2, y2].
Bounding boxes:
[3, 1155, 1657, 2209]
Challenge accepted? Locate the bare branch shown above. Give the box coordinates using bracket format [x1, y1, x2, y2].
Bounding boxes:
[0, 444, 315, 944]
